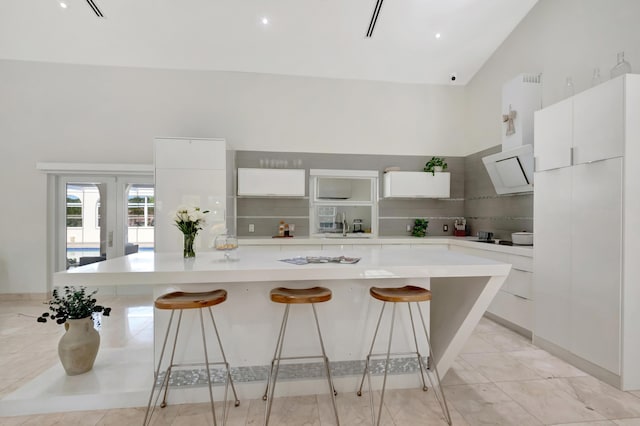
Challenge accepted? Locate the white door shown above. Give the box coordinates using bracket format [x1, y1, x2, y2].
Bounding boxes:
[570, 158, 622, 374]
[56, 175, 154, 271]
[533, 167, 572, 348]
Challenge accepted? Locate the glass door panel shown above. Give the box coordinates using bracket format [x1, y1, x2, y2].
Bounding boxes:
[63, 179, 115, 269]
[126, 184, 154, 255]
[57, 175, 153, 271]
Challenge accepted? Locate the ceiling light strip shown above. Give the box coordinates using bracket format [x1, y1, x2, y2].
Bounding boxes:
[366, 0, 384, 38]
[85, 0, 104, 17]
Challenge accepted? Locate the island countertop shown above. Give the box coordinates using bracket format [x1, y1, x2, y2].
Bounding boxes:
[54, 246, 511, 287]
[51, 245, 512, 402]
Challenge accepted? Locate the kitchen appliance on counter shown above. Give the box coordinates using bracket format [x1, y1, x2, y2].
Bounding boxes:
[473, 231, 495, 243]
[454, 218, 467, 236]
[352, 219, 364, 233]
[512, 231, 533, 245]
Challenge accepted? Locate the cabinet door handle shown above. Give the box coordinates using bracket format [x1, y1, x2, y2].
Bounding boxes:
[513, 294, 529, 300]
[570, 147, 575, 165]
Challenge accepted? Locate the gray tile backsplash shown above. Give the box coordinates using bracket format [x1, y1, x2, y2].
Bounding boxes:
[463, 145, 533, 240]
[233, 147, 532, 239]
[235, 150, 465, 237]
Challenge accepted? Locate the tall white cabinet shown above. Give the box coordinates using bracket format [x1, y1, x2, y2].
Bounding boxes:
[533, 74, 640, 390]
[154, 138, 229, 253]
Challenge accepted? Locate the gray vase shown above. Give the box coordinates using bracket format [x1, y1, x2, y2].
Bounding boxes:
[58, 317, 100, 375]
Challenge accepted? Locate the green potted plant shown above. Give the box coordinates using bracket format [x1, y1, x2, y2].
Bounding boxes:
[412, 219, 429, 237]
[424, 157, 448, 175]
[37, 286, 111, 375]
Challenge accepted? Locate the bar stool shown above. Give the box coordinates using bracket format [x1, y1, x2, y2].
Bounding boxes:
[263, 286, 340, 426]
[357, 285, 451, 426]
[143, 290, 240, 426]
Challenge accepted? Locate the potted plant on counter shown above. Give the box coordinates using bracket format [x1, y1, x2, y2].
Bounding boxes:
[412, 219, 429, 237]
[424, 157, 448, 175]
[37, 286, 111, 375]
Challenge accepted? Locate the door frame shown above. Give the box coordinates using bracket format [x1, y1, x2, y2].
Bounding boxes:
[38, 162, 153, 293]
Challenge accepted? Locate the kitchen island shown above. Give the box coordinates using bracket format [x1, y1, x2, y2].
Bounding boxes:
[53, 246, 510, 401]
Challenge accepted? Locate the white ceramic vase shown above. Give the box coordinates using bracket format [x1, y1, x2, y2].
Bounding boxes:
[58, 317, 100, 375]
[433, 166, 443, 173]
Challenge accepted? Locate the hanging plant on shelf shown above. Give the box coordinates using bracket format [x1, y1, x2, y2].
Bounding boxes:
[424, 157, 448, 175]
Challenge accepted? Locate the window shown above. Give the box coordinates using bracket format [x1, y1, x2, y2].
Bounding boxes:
[128, 195, 155, 227]
[66, 195, 82, 227]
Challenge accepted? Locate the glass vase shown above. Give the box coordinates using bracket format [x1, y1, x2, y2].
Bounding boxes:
[183, 233, 196, 258]
[610, 51, 632, 78]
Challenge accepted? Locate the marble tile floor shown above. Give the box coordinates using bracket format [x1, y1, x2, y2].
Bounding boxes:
[2, 296, 640, 425]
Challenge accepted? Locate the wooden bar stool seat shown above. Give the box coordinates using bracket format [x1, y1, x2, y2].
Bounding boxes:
[155, 290, 227, 310]
[263, 286, 339, 425]
[144, 289, 239, 426]
[369, 285, 432, 303]
[270, 286, 332, 304]
[357, 285, 451, 425]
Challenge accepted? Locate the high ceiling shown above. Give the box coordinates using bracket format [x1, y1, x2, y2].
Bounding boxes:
[0, 0, 538, 85]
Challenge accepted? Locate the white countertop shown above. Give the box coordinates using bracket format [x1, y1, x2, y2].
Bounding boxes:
[239, 236, 534, 257]
[54, 246, 511, 287]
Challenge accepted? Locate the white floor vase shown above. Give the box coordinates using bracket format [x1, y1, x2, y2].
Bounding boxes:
[58, 317, 100, 375]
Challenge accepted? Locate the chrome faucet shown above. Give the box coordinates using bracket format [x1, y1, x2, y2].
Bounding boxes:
[342, 212, 348, 236]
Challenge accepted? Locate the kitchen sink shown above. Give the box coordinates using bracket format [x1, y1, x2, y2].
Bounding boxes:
[323, 233, 372, 239]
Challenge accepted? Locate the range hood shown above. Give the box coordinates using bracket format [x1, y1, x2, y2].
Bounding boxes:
[483, 73, 541, 195]
[482, 145, 534, 194]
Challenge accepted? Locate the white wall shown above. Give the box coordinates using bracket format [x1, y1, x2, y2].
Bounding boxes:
[464, 0, 640, 155]
[0, 60, 465, 294]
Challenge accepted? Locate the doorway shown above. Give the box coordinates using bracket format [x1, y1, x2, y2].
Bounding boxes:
[55, 175, 154, 271]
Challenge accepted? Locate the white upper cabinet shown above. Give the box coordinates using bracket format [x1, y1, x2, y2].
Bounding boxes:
[154, 138, 228, 253]
[572, 76, 625, 164]
[534, 98, 572, 171]
[383, 171, 450, 198]
[534, 75, 626, 172]
[237, 168, 305, 197]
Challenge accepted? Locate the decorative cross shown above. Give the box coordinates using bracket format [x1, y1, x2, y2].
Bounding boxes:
[502, 104, 517, 136]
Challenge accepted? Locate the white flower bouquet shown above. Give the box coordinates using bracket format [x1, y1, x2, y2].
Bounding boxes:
[173, 205, 209, 257]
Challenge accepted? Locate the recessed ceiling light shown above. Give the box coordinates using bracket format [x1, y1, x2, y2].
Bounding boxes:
[261, 17, 269, 25]
[435, 33, 441, 39]
[59, 1, 68, 8]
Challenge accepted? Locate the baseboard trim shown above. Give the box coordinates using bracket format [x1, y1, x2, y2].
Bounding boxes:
[484, 312, 533, 340]
[0, 293, 48, 302]
[533, 335, 621, 389]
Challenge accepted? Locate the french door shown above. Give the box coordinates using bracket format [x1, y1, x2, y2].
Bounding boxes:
[55, 174, 154, 271]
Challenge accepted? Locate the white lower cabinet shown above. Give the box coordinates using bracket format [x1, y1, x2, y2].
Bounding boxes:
[451, 245, 533, 332]
[570, 159, 622, 374]
[488, 291, 533, 331]
[534, 158, 623, 376]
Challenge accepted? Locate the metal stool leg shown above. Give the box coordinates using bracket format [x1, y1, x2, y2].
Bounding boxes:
[199, 308, 219, 426]
[311, 303, 340, 426]
[262, 303, 290, 401]
[373, 302, 396, 426]
[207, 307, 241, 408]
[264, 304, 290, 426]
[160, 310, 184, 408]
[144, 309, 182, 426]
[407, 303, 429, 392]
[357, 302, 387, 397]
[417, 302, 452, 425]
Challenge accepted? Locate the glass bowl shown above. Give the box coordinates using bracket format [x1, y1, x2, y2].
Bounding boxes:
[214, 234, 238, 261]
